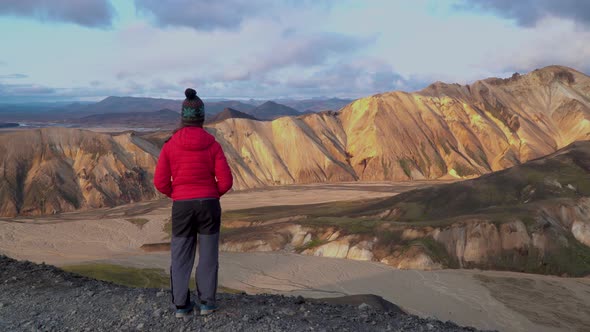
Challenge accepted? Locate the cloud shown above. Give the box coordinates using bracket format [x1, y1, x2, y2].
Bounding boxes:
[0, 73, 27, 79]
[134, 0, 269, 31]
[461, 17, 590, 77]
[456, 0, 590, 27]
[215, 33, 373, 82]
[282, 59, 424, 96]
[0, 0, 115, 28]
[0, 82, 56, 97]
[134, 0, 334, 31]
[190, 57, 428, 99]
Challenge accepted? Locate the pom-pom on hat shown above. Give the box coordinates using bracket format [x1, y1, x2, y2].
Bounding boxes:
[181, 88, 205, 125]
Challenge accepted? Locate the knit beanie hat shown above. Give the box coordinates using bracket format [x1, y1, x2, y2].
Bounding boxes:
[181, 88, 205, 125]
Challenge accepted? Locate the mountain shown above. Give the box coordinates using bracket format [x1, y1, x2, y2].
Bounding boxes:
[204, 100, 257, 115]
[74, 109, 179, 128]
[0, 102, 80, 121]
[206, 65, 590, 188]
[247, 101, 302, 120]
[218, 140, 590, 276]
[61, 96, 182, 117]
[0, 128, 160, 217]
[0, 122, 19, 128]
[276, 98, 353, 112]
[6, 98, 256, 122]
[206, 108, 259, 124]
[2, 65, 590, 216]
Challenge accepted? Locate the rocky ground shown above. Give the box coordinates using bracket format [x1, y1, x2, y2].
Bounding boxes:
[0, 255, 484, 332]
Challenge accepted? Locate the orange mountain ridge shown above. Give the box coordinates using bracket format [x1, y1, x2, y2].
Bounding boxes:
[1, 65, 589, 216]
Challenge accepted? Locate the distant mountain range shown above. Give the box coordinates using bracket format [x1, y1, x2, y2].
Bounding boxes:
[0, 96, 348, 124]
[276, 98, 353, 112]
[74, 109, 180, 128]
[204, 101, 256, 115]
[206, 108, 259, 124]
[247, 101, 302, 120]
[0, 122, 19, 129]
[60, 96, 181, 116]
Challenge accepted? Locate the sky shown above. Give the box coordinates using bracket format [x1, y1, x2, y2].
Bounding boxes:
[0, 0, 589, 102]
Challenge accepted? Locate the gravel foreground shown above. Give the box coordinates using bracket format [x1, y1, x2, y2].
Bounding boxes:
[0, 255, 486, 332]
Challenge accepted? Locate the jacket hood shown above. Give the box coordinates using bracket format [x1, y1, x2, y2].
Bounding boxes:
[170, 127, 216, 151]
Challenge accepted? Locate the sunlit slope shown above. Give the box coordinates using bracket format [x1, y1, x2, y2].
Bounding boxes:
[339, 65, 590, 181]
[0, 128, 159, 216]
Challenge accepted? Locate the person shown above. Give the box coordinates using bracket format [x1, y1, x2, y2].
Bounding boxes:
[154, 88, 233, 318]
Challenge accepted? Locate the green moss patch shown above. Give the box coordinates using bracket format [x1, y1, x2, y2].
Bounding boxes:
[63, 263, 243, 292]
[63, 264, 169, 289]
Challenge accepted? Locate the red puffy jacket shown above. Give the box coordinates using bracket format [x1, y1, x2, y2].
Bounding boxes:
[154, 127, 233, 200]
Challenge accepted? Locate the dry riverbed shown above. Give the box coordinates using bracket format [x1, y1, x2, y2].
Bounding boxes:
[1, 183, 589, 332]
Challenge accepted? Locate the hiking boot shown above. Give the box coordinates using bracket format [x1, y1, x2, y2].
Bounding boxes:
[175, 301, 196, 318]
[200, 303, 218, 316]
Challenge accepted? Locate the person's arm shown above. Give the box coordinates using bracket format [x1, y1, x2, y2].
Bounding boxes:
[212, 142, 233, 196]
[153, 143, 173, 197]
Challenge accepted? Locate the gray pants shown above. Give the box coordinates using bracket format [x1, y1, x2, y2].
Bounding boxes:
[170, 199, 221, 307]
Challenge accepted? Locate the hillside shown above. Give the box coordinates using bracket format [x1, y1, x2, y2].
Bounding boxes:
[0, 128, 160, 217]
[0, 255, 478, 332]
[205, 65, 590, 188]
[217, 141, 590, 276]
[2, 65, 590, 216]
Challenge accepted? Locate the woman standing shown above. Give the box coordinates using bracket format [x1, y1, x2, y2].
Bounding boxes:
[154, 88, 233, 318]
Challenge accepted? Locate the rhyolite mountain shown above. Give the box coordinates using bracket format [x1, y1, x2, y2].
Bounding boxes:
[208, 65, 590, 188]
[0, 128, 160, 217]
[2, 65, 590, 216]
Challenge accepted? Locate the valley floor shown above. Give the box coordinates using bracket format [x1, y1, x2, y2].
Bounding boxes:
[1, 183, 589, 332]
